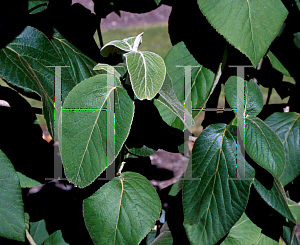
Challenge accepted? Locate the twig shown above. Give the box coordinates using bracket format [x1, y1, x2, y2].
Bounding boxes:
[26, 229, 37, 245]
[116, 161, 126, 176]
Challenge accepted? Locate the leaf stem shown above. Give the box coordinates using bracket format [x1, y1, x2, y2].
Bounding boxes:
[26, 229, 37, 245]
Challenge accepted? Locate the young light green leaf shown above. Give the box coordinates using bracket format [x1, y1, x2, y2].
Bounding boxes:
[221, 213, 261, 245]
[0, 149, 25, 242]
[265, 112, 300, 186]
[60, 74, 134, 188]
[125, 51, 166, 100]
[183, 124, 254, 245]
[267, 51, 291, 76]
[132, 32, 144, 51]
[245, 117, 285, 178]
[83, 172, 161, 245]
[100, 40, 132, 57]
[93, 63, 122, 77]
[225, 76, 264, 118]
[197, 0, 288, 67]
[100, 34, 141, 57]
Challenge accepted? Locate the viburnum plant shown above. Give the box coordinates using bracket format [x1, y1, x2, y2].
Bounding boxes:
[0, 0, 300, 245]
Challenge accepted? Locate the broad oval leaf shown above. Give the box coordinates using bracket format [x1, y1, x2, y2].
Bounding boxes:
[183, 124, 254, 245]
[0, 149, 25, 241]
[83, 172, 161, 245]
[60, 74, 134, 188]
[197, 0, 288, 67]
[225, 76, 263, 118]
[265, 112, 300, 186]
[245, 117, 285, 178]
[125, 51, 166, 100]
[0, 26, 100, 137]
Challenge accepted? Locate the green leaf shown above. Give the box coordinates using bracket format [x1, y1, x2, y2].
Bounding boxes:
[60, 74, 134, 188]
[282, 225, 298, 245]
[100, 35, 138, 57]
[154, 0, 161, 5]
[183, 124, 254, 245]
[266, 51, 291, 76]
[224, 76, 264, 117]
[197, 0, 288, 67]
[43, 230, 69, 245]
[245, 117, 285, 178]
[221, 213, 261, 245]
[154, 42, 216, 130]
[150, 222, 173, 245]
[146, 230, 157, 245]
[253, 234, 279, 245]
[29, 219, 49, 245]
[28, 1, 48, 14]
[93, 63, 122, 78]
[124, 51, 166, 100]
[16, 172, 42, 188]
[0, 26, 100, 137]
[265, 112, 300, 186]
[254, 178, 296, 223]
[83, 172, 161, 245]
[294, 33, 300, 49]
[0, 149, 25, 241]
[287, 198, 300, 224]
[156, 72, 195, 131]
[126, 145, 156, 157]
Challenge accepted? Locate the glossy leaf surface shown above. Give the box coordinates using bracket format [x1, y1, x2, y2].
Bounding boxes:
[183, 124, 254, 245]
